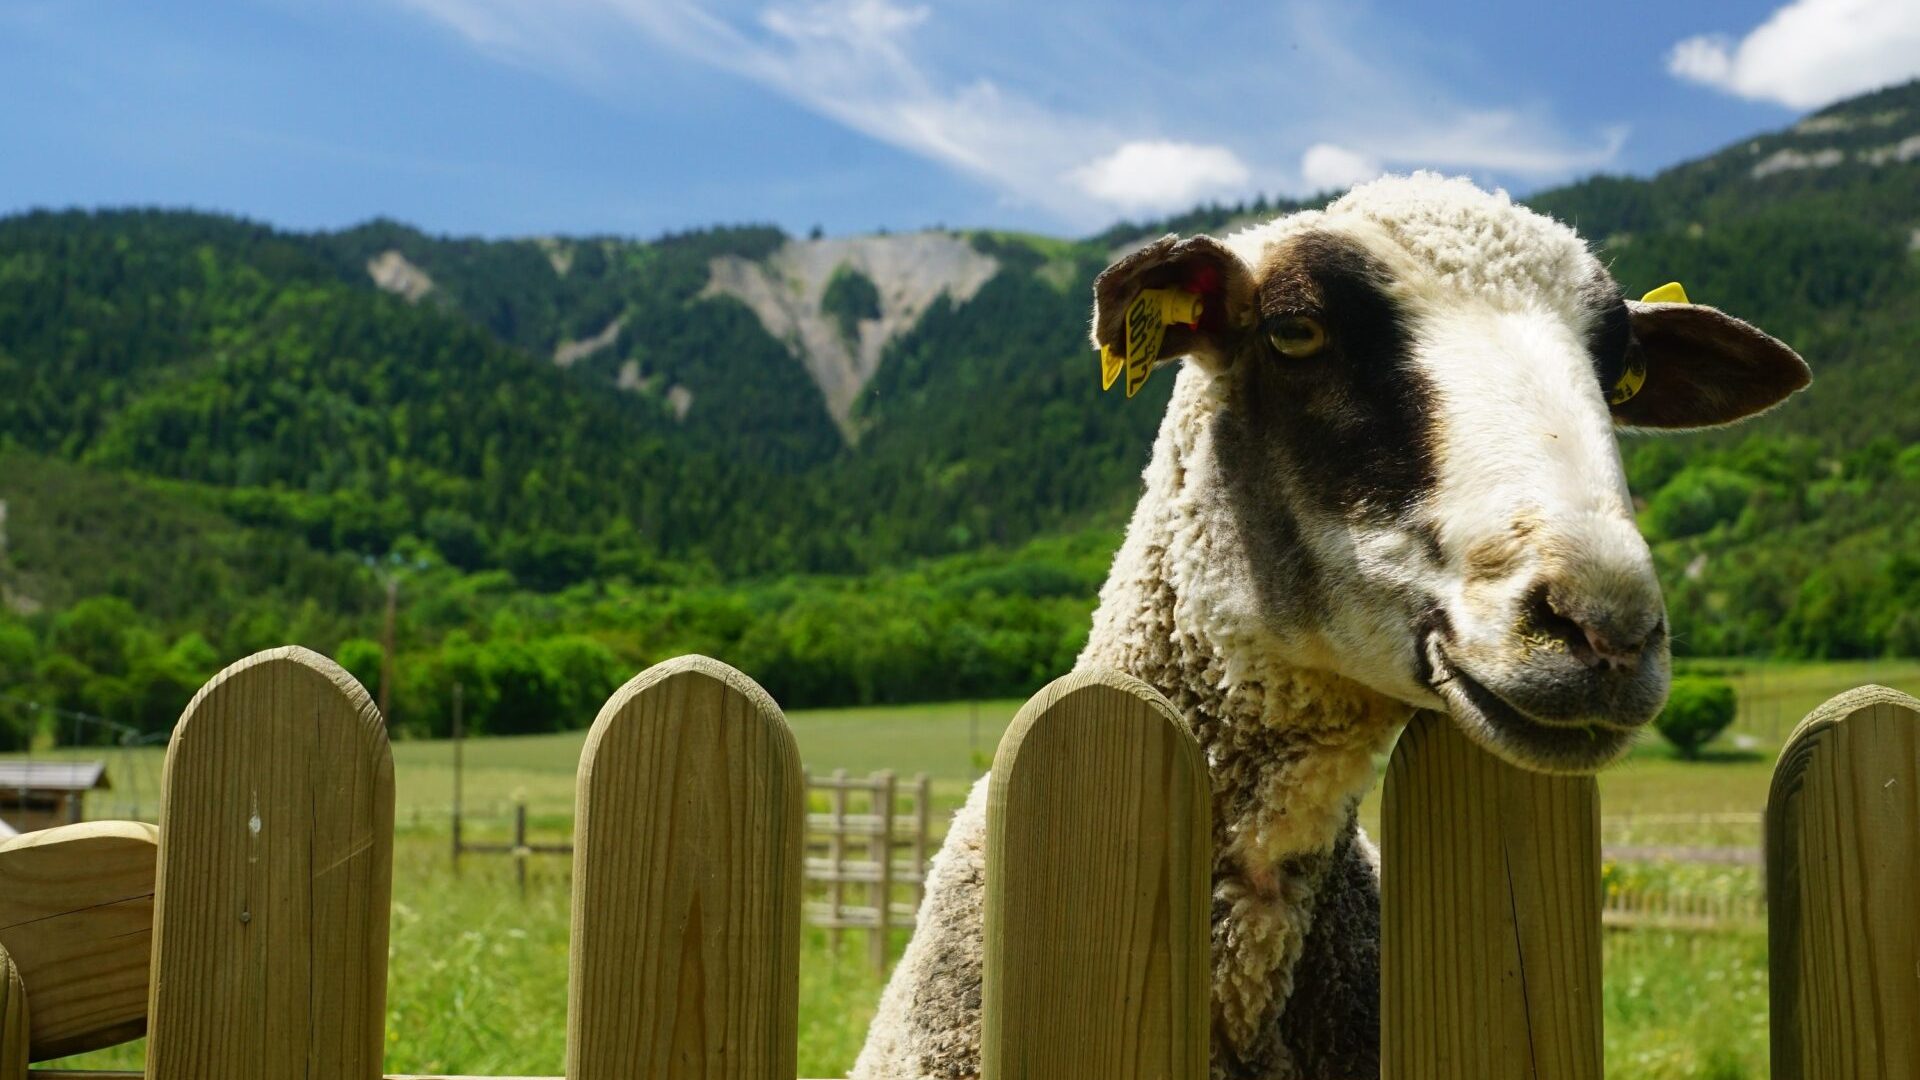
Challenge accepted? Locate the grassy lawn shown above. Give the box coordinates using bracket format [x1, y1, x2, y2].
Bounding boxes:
[31, 659, 1920, 1078]
[48, 834, 892, 1077]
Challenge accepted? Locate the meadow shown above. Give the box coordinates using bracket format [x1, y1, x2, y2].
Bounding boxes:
[34, 658, 1920, 1078]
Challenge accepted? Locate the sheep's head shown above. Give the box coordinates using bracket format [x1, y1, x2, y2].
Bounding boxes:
[1091, 174, 1808, 773]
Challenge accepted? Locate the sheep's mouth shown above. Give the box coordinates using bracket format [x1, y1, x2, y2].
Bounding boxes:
[1423, 638, 1637, 775]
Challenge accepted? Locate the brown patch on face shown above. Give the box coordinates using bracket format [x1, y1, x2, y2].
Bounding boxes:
[1464, 516, 1540, 583]
[1212, 228, 1437, 639]
[1217, 229, 1436, 513]
[1255, 236, 1334, 317]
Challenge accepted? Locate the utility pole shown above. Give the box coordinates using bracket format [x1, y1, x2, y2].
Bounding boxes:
[451, 682, 464, 870]
[378, 575, 399, 730]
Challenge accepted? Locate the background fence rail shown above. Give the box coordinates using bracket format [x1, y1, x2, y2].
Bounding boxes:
[801, 769, 931, 976]
[448, 770, 933, 974]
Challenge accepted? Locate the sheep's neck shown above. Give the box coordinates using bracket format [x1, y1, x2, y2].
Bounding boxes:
[1077, 380, 1410, 1070]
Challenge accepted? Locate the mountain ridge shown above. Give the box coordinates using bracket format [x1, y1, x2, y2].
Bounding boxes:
[0, 80, 1915, 739]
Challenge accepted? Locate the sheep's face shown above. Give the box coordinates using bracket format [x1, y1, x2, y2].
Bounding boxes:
[1092, 175, 1809, 774]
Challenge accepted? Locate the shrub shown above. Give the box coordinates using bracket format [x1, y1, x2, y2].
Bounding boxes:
[1657, 676, 1737, 759]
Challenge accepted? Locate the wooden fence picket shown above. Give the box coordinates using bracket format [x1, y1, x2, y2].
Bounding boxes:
[981, 670, 1210, 1080]
[0, 820, 158, 1061]
[1381, 711, 1603, 1080]
[13, 637, 1918, 1080]
[144, 646, 394, 1080]
[1767, 684, 1920, 1080]
[567, 655, 803, 1080]
[0, 942, 26, 1080]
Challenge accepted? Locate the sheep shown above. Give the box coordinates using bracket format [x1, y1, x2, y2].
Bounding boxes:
[851, 173, 1809, 1080]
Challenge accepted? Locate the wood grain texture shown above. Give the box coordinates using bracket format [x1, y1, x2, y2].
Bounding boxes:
[1381, 711, 1602, 1080]
[144, 646, 394, 1080]
[981, 670, 1210, 1080]
[567, 656, 803, 1080]
[1, 942, 26, 1080]
[0, 821, 156, 1060]
[1767, 684, 1920, 1080]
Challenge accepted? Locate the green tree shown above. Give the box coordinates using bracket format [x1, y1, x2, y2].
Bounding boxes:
[820, 264, 881, 346]
[1643, 467, 1757, 541]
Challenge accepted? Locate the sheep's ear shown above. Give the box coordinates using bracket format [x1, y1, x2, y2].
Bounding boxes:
[1612, 302, 1811, 429]
[1092, 234, 1258, 380]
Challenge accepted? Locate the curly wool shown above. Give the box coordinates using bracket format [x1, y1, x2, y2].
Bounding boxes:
[1075, 365, 1408, 1077]
[854, 362, 1408, 1080]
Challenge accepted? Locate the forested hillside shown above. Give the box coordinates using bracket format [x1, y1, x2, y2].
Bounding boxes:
[2, 81, 1915, 743]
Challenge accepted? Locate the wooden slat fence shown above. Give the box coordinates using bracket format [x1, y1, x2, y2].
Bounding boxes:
[0, 649, 1914, 1079]
[800, 769, 933, 977]
[450, 773, 934, 971]
[1601, 887, 1767, 932]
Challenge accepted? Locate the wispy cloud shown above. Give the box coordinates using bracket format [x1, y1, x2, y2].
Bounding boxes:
[397, 0, 1630, 224]
[1300, 115, 1629, 195]
[1067, 141, 1253, 211]
[1668, 0, 1920, 109]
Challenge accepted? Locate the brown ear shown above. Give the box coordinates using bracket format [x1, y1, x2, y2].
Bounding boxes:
[1091, 234, 1257, 375]
[1612, 302, 1811, 429]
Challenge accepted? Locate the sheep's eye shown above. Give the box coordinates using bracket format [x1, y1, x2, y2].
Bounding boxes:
[1267, 315, 1327, 359]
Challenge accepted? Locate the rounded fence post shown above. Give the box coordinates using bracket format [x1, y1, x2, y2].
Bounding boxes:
[1767, 684, 1920, 1080]
[145, 646, 394, 1080]
[567, 655, 803, 1080]
[0, 820, 158, 1061]
[982, 670, 1210, 1080]
[1381, 711, 1602, 1080]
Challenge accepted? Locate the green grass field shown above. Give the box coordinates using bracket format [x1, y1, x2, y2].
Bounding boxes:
[32, 659, 1920, 1078]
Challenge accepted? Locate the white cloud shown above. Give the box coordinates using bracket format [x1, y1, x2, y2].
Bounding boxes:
[1068, 141, 1252, 211]
[1376, 113, 1630, 176]
[1667, 0, 1920, 109]
[1299, 143, 1382, 192]
[396, 0, 1630, 226]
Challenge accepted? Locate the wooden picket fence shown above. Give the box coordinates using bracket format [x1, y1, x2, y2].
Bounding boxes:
[0, 647, 1916, 1078]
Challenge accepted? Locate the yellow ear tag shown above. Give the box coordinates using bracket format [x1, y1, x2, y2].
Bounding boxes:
[1607, 352, 1647, 406]
[1100, 344, 1125, 391]
[1611, 282, 1688, 405]
[1113, 288, 1204, 398]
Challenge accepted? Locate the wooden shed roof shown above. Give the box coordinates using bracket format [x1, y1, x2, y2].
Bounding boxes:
[0, 761, 109, 793]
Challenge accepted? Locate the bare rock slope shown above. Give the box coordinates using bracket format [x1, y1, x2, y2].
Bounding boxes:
[366, 250, 435, 303]
[704, 232, 998, 440]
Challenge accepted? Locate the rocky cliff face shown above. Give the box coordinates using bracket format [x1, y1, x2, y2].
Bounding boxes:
[703, 232, 999, 441]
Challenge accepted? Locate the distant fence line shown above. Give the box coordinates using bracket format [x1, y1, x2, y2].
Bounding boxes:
[802, 768, 933, 977]
[1602, 887, 1767, 933]
[450, 765, 934, 973]
[1, 649, 1916, 1079]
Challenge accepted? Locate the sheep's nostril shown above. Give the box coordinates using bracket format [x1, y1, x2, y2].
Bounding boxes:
[1526, 585, 1656, 673]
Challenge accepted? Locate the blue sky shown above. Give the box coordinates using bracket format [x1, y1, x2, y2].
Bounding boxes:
[3, 0, 1917, 239]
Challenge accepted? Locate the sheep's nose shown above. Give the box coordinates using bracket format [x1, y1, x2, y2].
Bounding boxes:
[1525, 583, 1662, 674]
